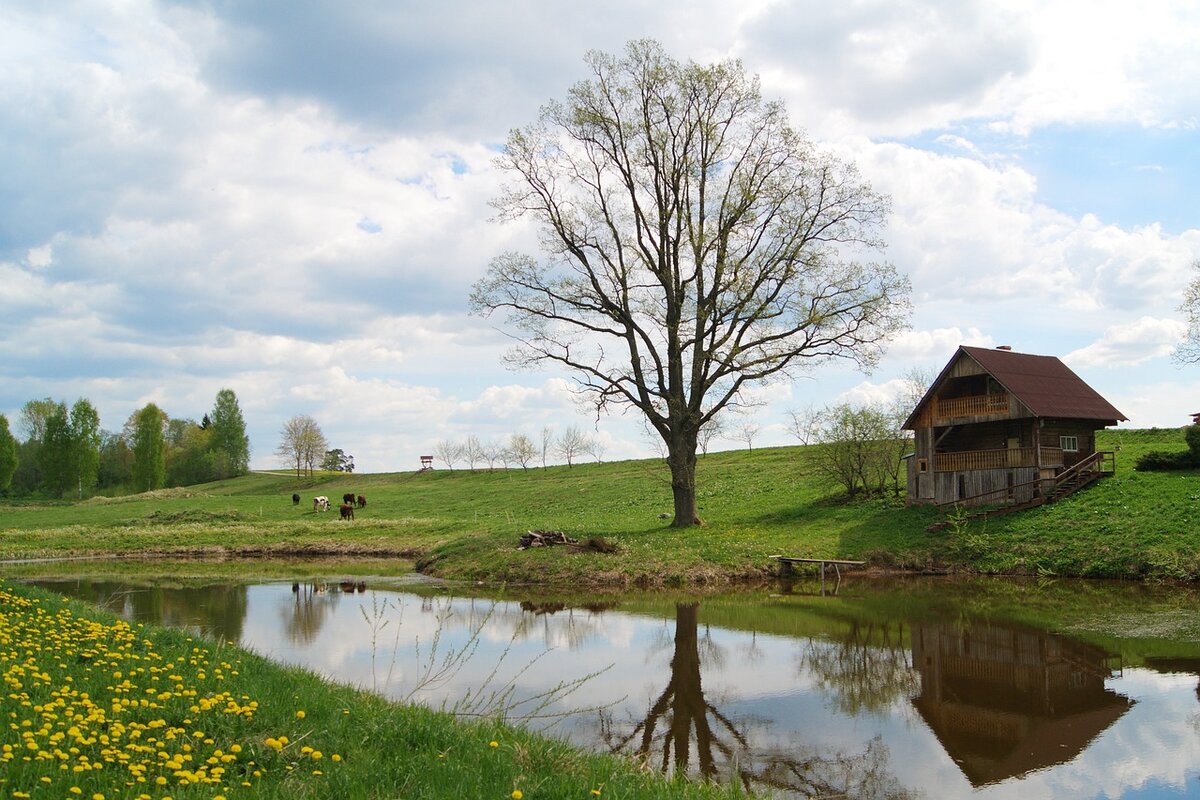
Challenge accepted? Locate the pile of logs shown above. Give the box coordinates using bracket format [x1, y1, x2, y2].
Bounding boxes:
[517, 530, 578, 550]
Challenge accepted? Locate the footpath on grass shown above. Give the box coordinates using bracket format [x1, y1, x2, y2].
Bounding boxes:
[0, 580, 744, 800]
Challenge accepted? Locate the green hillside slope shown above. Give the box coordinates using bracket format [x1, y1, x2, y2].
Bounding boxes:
[1, 428, 1196, 583]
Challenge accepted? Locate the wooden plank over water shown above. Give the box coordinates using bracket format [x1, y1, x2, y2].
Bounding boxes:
[769, 556, 866, 590]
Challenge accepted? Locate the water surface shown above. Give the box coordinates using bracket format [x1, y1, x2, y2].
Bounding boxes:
[15, 561, 1200, 799]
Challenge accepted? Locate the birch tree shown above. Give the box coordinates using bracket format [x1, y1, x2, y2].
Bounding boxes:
[275, 415, 326, 478]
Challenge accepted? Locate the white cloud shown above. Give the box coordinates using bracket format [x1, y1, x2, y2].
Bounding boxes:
[25, 245, 52, 268]
[848, 141, 1200, 315]
[885, 327, 994, 361]
[996, 0, 1200, 134]
[4, 1, 1200, 474]
[742, 0, 1200, 139]
[1064, 317, 1188, 368]
[1107, 378, 1200, 429]
[836, 378, 912, 407]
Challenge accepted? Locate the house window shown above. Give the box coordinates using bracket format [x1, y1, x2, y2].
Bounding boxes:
[917, 458, 929, 474]
[1060, 435, 1079, 452]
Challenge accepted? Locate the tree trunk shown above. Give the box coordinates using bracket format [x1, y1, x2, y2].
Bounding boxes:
[667, 429, 702, 527]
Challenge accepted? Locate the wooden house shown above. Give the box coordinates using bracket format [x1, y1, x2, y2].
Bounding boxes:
[903, 346, 1126, 507]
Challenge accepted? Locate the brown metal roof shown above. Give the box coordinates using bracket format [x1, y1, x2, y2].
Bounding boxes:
[960, 346, 1126, 421]
[904, 345, 1127, 428]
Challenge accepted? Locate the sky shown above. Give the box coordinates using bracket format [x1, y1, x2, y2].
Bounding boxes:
[2, 0, 1198, 472]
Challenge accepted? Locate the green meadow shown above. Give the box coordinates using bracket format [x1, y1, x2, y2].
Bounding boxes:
[1, 427, 1197, 584]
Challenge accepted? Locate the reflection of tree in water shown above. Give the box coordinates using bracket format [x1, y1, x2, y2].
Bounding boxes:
[600, 602, 917, 799]
[33, 580, 248, 643]
[512, 600, 615, 650]
[799, 620, 920, 716]
[284, 583, 347, 645]
[753, 735, 916, 799]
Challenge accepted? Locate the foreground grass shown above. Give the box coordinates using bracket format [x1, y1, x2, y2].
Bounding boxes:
[1, 427, 1197, 583]
[0, 580, 742, 800]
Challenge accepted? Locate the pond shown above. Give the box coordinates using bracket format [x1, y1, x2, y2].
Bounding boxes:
[11, 559, 1200, 799]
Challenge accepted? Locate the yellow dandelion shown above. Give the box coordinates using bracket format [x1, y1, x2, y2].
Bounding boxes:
[295, 710, 306, 719]
[512, 791, 523, 800]
[489, 740, 499, 748]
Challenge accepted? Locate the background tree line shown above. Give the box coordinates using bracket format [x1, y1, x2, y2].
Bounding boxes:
[433, 425, 604, 472]
[0, 388, 250, 497]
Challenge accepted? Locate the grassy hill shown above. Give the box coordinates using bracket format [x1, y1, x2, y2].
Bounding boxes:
[1, 427, 1196, 584]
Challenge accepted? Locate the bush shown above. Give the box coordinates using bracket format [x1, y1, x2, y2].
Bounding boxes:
[1186, 424, 1200, 459]
[1134, 450, 1198, 471]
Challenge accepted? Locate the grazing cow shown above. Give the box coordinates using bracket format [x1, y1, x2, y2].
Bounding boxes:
[313, 496, 330, 512]
[339, 503, 355, 521]
[292, 493, 300, 506]
[342, 492, 355, 506]
[356, 494, 366, 509]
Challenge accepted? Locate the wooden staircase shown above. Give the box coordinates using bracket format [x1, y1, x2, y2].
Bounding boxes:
[927, 451, 1114, 531]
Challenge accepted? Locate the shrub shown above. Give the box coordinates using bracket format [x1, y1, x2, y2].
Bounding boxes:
[1134, 450, 1198, 471]
[1186, 424, 1200, 459]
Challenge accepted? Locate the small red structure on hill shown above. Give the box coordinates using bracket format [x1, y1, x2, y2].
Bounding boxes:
[420, 455, 433, 471]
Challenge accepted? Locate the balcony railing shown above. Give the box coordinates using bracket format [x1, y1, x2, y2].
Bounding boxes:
[934, 446, 1064, 472]
[934, 393, 1009, 421]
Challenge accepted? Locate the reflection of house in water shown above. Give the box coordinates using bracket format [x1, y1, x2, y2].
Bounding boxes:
[912, 620, 1133, 786]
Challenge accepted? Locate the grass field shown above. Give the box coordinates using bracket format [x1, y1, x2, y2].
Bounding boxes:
[1, 427, 1197, 583]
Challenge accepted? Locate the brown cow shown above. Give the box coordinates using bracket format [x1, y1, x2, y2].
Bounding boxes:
[339, 503, 355, 521]
[342, 492, 355, 506]
[356, 494, 366, 508]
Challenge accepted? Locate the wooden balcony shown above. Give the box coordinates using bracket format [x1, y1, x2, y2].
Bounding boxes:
[934, 393, 1009, 422]
[935, 446, 1064, 472]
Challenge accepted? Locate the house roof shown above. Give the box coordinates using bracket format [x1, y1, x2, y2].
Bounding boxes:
[904, 346, 1127, 429]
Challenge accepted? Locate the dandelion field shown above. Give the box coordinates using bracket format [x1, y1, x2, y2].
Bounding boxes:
[0, 581, 743, 800]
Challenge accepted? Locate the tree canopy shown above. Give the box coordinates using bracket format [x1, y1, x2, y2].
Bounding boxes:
[67, 399, 102, 498]
[19, 398, 60, 443]
[39, 402, 72, 497]
[0, 414, 18, 492]
[320, 448, 355, 473]
[130, 403, 167, 492]
[1175, 259, 1200, 364]
[472, 39, 909, 526]
[275, 415, 327, 478]
[209, 388, 251, 477]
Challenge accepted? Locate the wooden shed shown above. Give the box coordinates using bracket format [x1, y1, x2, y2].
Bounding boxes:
[903, 346, 1126, 507]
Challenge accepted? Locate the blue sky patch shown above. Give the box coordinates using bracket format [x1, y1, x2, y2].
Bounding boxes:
[894, 123, 1200, 234]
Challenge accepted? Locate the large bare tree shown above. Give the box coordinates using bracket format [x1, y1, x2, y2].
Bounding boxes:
[472, 40, 909, 526]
